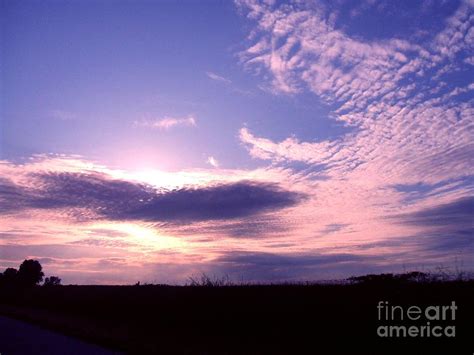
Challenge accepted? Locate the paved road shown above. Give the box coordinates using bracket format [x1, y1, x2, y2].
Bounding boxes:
[0, 316, 121, 355]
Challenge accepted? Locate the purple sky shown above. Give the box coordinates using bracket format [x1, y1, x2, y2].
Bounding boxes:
[1, 0, 473, 284]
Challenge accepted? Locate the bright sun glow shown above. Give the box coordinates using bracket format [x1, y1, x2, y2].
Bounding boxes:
[88, 222, 187, 251]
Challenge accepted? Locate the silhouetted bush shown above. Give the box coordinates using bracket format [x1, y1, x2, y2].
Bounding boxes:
[44, 276, 62, 287]
[348, 271, 431, 284]
[187, 273, 232, 287]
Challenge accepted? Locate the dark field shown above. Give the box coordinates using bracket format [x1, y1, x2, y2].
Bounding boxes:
[1, 279, 473, 354]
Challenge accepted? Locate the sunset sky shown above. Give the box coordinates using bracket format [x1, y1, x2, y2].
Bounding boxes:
[1, 0, 473, 284]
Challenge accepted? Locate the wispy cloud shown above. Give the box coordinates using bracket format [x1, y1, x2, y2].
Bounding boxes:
[206, 71, 254, 96]
[206, 156, 219, 168]
[133, 115, 196, 130]
[237, 0, 474, 184]
[233, 0, 474, 274]
[206, 71, 232, 84]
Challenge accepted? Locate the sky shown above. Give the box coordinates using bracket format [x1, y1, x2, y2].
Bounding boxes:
[1, 0, 473, 284]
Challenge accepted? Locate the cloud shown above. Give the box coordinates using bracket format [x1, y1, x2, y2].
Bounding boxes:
[349, 194, 474, 267]
[133, 115, 196, 130]
[0, 171, 304, 223]
[70, 238, 136, 249]
[206, 71, 232, 84]
[0, 243, 124, 261]
[231, 0, 474, 275]
[161, 213, 292, 239]
[213, 251, 384, 281]
[396, 196, 474, 231]
[112, 180, 304, 223]
[206, 156, 219, 168]
[236, 0, 474, 185]
[205, 71, 254, 96]
[218, 251, 365, 267]
[362, 196, 474, 264]
[319, 223, 350, 235]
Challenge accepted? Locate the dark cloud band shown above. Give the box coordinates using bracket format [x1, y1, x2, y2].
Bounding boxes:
[0, 172, 304, 223]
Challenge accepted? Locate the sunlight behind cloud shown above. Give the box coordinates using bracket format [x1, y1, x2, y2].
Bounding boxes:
[88, 222, 188, 252]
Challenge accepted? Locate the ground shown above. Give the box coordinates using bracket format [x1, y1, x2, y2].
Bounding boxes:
[0, 280, 473, 354]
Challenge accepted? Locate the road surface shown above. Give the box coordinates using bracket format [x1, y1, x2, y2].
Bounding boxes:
[0, 315, 121, 355]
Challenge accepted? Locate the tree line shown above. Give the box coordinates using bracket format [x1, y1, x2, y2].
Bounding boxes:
[0, 259, 61, 288]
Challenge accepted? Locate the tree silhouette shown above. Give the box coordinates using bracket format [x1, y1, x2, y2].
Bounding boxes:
[44, 276, 62, 286]
[1, 268, 19, 286]
[18, 259, 44, 287]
